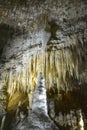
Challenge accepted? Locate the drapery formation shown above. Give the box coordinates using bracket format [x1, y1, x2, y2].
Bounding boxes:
[5, 39, 84, 100]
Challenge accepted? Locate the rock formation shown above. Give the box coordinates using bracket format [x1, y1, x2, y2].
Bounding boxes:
[0, 0, 87, 129]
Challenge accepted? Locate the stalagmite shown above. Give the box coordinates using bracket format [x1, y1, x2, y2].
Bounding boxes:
[78, 110, 84, 130]
[32, 72, 47, 115]
[4, 39, 84, 113]
[1, 115, 6, 130]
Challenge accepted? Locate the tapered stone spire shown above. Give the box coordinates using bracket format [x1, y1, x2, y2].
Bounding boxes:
[32, 72, 47, 115]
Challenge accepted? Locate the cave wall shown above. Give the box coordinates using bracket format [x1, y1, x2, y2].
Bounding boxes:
[0, 0, 87, 129]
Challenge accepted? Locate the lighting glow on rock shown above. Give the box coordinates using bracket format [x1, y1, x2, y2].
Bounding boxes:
[79, 110, 84, 130]
[32, 72, 47, 115]
[4, 41, 83, 110]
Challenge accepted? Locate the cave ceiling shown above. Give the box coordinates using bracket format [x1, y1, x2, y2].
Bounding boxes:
[0, 0, 87, 129]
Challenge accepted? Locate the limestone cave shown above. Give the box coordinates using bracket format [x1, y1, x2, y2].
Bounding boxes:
[0, 0, 87, 130]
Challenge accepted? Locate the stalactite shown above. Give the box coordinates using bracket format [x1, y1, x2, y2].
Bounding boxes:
[4, 39, 84, 111]
[44, 52, 46, 80]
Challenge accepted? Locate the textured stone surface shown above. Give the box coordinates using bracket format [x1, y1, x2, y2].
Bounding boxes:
[3, 72, 58, 130]
[10, 112, 58, 130]
[0, 0, 87, 129]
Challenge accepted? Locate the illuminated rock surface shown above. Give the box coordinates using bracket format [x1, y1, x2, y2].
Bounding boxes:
[32, 72, 47, 115]
[27, 73, 58, 130]
[4, 73, 58, 130]
[0, 0, 87, 130]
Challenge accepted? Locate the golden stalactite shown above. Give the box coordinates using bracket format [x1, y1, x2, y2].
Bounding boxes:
[43, 52, 46, 79]
[5, 42, 83, 110]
